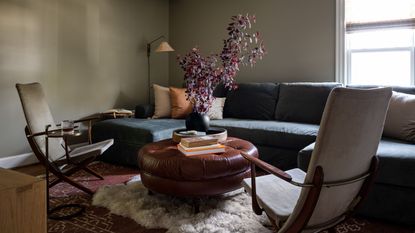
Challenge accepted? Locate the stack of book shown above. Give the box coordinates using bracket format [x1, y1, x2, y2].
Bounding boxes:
[178, 136, 225, 156]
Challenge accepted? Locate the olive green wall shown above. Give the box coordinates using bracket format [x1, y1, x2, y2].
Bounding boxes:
[169, 0, 335, 86]
[0, 0, 336, 161]
[0, 0, 169, 158]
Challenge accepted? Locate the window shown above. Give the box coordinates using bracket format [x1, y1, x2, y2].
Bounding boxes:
[337, 0, 415, 86]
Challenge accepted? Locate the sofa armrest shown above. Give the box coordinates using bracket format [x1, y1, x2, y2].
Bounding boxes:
[135, 104, 154, 118]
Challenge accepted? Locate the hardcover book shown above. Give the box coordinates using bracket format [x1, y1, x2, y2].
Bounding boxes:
[180, 136, 219, 148]
[177, 143, 225, 156]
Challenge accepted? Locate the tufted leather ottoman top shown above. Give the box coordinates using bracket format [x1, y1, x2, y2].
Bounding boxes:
[138, 137, 258, 181]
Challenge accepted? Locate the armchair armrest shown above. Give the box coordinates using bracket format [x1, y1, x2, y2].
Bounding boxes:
[27, 125, 77, 138]
[240, 151, 292, 182]
[26, 130, 47, 138]
[135, 104, 154, 118]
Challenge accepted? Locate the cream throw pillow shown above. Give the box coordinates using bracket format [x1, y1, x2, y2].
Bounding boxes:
[384, 91, 415, 142]
[152, 84, 171, 119]
[208, 98, 226, 120]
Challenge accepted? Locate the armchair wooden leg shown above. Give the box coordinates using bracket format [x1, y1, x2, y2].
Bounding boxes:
[49, 178, 62, 188]
[250, 163, 263, 215]
[83, 167, 104, 180]
[49, 165, 85, 188]
[266, 213, 280, 233]
[59, 175, 94, 195]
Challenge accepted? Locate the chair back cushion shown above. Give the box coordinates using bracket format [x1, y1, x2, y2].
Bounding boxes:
[16, 83, 65, 161]
[282, 87, 392, 230]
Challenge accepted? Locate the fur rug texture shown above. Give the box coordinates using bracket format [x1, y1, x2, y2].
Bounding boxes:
[92, 175, 273, 233]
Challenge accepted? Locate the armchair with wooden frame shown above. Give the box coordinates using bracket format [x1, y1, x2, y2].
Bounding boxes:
[16, 83, 114, 195]
[241, 87, 392, 233]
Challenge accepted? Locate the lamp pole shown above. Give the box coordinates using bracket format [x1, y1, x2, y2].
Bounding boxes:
[147, 35, 165, 104]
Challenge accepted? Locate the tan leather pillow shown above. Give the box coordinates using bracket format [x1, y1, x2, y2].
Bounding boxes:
[384, 91, 415, 142]
[170, 87, 193, 119]
[152, 84, 171, 119]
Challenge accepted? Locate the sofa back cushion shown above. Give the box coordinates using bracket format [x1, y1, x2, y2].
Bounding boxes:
[212, 83, 228, 98]
[223, 83, 279, 120]
[383, 91, 415, 142]
[347, 85, 415, 142]
[275, 82, 342, 124]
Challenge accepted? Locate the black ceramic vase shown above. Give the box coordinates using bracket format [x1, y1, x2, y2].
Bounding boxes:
[185, 112, 210, 132]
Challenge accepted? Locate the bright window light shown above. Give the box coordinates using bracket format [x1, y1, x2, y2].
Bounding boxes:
[348, 29, 413, 50]
[350, 51, 412, 86]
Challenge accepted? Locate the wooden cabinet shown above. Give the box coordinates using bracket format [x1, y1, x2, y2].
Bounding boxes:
[0, 168, 46, 233]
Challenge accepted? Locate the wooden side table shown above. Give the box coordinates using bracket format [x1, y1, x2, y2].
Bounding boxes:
[0, 168, 46, 233]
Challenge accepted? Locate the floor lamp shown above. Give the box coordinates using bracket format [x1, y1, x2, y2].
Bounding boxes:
[147, 36, 174, 104]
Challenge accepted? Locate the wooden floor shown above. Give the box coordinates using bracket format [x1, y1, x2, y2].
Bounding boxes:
[13, 163, 45, 177]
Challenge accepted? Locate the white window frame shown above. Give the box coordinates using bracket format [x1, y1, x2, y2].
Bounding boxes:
[336, 0, 415, 86]
[335, 0, 346, 84]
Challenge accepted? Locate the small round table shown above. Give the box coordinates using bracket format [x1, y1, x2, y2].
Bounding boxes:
[138, 137, 258, 199]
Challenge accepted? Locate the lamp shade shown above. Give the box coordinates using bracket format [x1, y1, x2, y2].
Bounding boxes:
[155, 41, 174, 53]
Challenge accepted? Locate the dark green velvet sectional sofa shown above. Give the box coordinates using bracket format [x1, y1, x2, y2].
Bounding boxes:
[92, 82, 415, 225]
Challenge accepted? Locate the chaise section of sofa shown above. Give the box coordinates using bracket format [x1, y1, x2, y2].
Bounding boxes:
[92, 118, 184, 166]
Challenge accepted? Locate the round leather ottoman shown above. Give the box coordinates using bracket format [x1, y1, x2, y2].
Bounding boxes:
[138, 137, 258, 197]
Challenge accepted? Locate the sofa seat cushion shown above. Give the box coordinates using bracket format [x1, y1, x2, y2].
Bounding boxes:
[297, 142, 315, 171]
[92, 118, 185, 166]
[298, 138, 415, 188]
[93, 118, 185, 144]
[210, 118, 319, 150]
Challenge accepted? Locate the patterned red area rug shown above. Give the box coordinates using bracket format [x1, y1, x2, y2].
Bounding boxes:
[48, 162, 165, 233]
[47, 162, 413, 233]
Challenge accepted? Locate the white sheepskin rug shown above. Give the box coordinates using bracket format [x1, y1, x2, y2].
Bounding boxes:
[92, 175, 272, 233]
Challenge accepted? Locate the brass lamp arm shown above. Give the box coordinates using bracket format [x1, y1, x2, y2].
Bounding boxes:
[147, 35, 165, 57]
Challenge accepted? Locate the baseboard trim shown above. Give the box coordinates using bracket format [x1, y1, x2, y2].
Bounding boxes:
[0, 152, 38, 169]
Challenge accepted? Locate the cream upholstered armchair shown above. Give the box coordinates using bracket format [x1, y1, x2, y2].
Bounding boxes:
[241, 87, 392, 232]
[16, 82, 114, 195]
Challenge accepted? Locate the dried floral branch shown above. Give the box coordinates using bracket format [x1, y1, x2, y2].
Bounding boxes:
[178, 14, 266, 114]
